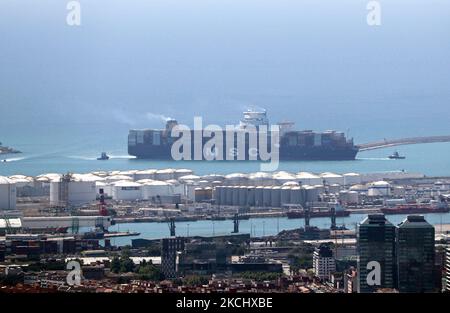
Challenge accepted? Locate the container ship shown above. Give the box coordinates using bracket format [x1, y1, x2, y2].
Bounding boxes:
[128, 110, 359, 161]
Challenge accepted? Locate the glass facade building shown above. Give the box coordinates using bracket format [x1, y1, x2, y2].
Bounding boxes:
[397, 215, 435, 293]
[357, 214, 396, 293]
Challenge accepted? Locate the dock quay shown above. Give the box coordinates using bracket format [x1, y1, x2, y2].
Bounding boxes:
[357, 135, 450, 151]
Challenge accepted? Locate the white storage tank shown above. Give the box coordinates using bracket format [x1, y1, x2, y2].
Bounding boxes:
[184, 183, 199, 201]
[347, 191, 359, 204]
[174, 169, 194, 179]
[178, 175, 201, 183]
[320, 172, 344, 185]
[195, 187, 205, 202]
[368, 181, 391, 197]
[197, 180, 211, 188]
[296, 172, 322, 185]
[204, 187, 213, 201]
[350, 184, 368, 193]
[271, 186, 281, 207]
[328, 184, 341, 194]
[155, 169, 176, 181]
[225, 173, 249, 186]
[273, 171, 297, 185]
[117, 170, 139, 180]
[343, 173, 362, 185]
[248, 172, 275, 186]
[142, 181, 172, 200]
[166, 179, 184, 195]
[283, 181, 299, 187]
[392, 186, 406, 197]
[112, 181, 142, 201]
[105, 175, 133, 184]
[263, 186, 272, 207]
[0, 176, 16, 210]
[50, 175, 97, 206]
[254, 186, 264, 206]
[134, 169, 157, 180]
[8, 175, 34, 188]
[314, 184, 326, 195]
[95, 181, 112, 197]
[201, 174, 225, 182]
[305, 186, 320, 203]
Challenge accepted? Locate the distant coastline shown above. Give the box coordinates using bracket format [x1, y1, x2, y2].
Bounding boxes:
[0, 143, 21, 155]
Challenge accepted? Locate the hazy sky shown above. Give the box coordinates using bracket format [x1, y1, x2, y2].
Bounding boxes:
[1, 0, 450, 142]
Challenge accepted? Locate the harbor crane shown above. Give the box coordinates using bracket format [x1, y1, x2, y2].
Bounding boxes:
[232, 213, 239, 233]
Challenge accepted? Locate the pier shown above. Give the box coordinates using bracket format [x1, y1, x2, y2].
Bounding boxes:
[357, 135, 450, 151]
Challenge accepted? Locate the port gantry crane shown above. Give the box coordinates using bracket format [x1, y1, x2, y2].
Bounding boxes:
[232, 213, 240, 234]
[1, 214, 13, 235]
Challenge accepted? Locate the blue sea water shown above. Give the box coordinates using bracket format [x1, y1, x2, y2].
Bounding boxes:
[107, 212, 450, 246]
[1, 1, 450, 244]
[1, 140, 450, 177]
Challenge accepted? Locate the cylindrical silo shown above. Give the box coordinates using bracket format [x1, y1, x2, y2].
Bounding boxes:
[246, 186, 255, 206]
[231, 186, 239, 206]
[255, 186, 264, 207]
[271, 186, 281, 207]
[290, 186, 301, 204]
[281, 186, 291, 205]
[214, 186, 222, 205]
[305, 186, 319, 203]
[329, 184, 341, 194]
[238, 186, 248, 206]
[195, 187, 204, 202]
[347, 191, 359, 204]
[204, 187, 213, 201]
[263, 186, 272, 207]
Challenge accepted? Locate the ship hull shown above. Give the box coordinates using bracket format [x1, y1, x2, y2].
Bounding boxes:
[128, 144, 359, 161]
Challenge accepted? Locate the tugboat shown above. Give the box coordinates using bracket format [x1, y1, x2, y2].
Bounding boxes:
[97, 152, 109, 160]
[388, 151, 405, 159]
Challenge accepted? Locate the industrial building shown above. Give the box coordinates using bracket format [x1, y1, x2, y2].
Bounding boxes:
[313, 244, 336, 280]
[161, 237, 185, 279]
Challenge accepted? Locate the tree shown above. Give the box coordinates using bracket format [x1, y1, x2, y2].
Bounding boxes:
[120, 257, 135, 273]
[110, 256, 121, 273]
[137, 262, 164, 281]
[183, 275, 209, 287]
